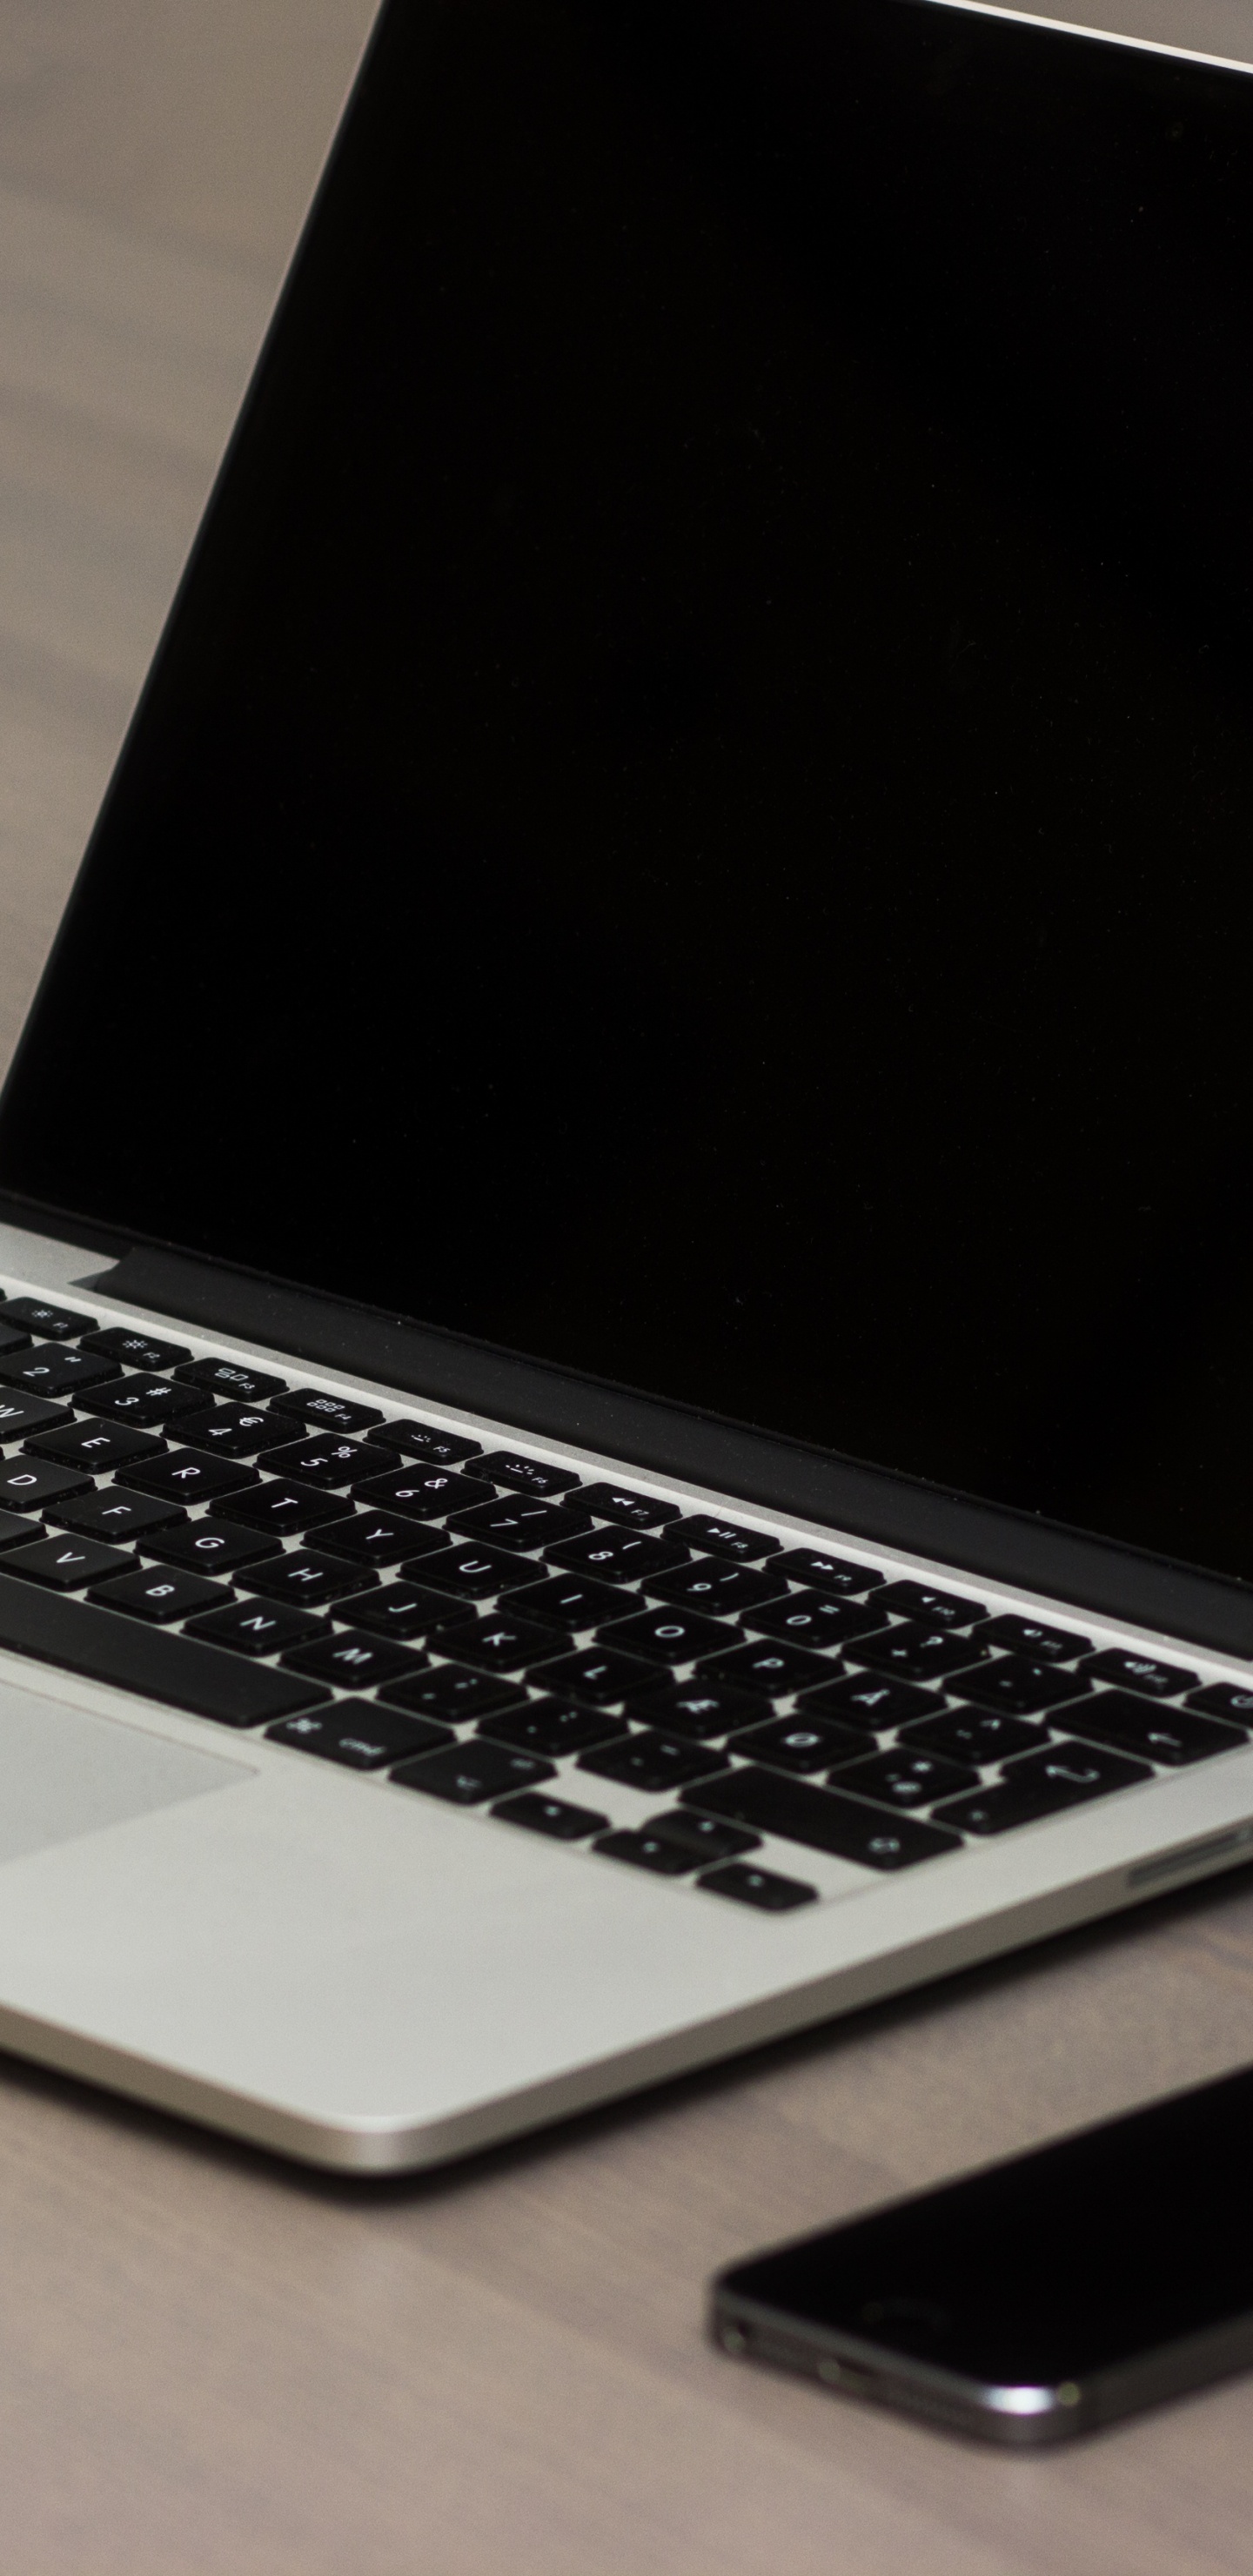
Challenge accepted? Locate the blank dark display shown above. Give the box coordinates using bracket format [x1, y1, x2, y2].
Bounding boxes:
[3, 0, 1252, 1579]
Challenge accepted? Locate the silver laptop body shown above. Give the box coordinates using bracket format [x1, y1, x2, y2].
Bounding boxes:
[0, 0, 1249, 2169]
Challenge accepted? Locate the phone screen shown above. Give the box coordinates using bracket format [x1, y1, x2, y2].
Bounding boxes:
[715, 2066, 1253, 2425]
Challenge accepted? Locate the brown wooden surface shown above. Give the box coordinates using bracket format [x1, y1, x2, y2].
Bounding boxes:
[1, 7, 1252, 2566]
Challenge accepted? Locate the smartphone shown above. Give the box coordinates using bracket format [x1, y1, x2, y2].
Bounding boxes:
[711, 2066, 1253, 2444]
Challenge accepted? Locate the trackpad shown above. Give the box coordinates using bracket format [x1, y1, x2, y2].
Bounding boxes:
[0, 1674, 249, 1866]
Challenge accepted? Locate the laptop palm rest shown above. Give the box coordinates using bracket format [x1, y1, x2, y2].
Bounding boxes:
[0, 1676, 247, 1867]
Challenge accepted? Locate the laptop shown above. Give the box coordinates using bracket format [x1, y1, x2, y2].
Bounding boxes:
[0, 0, 1247, 2174]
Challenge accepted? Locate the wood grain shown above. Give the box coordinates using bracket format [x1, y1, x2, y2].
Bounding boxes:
[0, 5, 1251, 2567]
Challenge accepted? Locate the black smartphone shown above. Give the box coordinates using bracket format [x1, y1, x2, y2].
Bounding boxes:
[712, 2066, 1253, 2444]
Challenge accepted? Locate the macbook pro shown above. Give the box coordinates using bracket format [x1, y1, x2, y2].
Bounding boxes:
[0, 0, 1248, 2168]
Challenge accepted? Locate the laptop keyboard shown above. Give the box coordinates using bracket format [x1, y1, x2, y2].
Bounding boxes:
[0, 1288, 1250, 1915]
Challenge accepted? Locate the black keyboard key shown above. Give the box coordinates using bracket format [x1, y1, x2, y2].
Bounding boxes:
[312, 1508, 436, 1563]
[177, 1405, 304, 1459]
[492, 1789, 608, 1840]
[506, 1572, 625, 1632]
[625, 1679, 766, 1738]
[0, 1566, 330, 1725]
[382, 1522, 452, 1564]
[80, 1326, 191, 1371]
[265, 1387, 385, 1435]
[730, 1714, 870, 1773]
[1069, 1691, 1247, 1768]
[264, 1391, 386, 1452]
[174, 1357, 289, 1402]
[873, 1580, 987, 1629]
[741, 1592, 885, 1651]
[579, 1732, 732, 1794]
[528, 1643, 667, 1705]
[699, 1861, 818, 1912]
[831, 1748, 978, 1807]
[697, 1638, 834, 1698]
[954, 1659, 1094, 1716]
[144, 1518, 284, 1576]
[476, 1451, 583, 1497]
[352, 1465, 493, 1519]
[973, 1613, 1091, 1662]
[1188, 1682, 1253, 1723]
[380, 1662, 525, 1724]
[547, 1528, 690, 1585]
[434, 1610, 559, 1674]
[392, 1741, 555, 1802]
[595, 1829, 695, 1877]
[90, 1564, 230, 1622]
[682, 1768, 962, 1868]
[446, 1496, 591, 1552]
[0, 1319, 31, 1355]
[595, 1603, 728, 1665]
[338, 1429, 408, 1468]
[268, 1699, 452, 1768]
[1078, 1647, 1197, 1699]
[0, 1459, 90, 1513]
[482, 1700, 630, 1756]
[648, 1559, 790, 1615]
[24, 1419, 164, 1472]
[255, 1437, 378, 1488]
[80, 1374, 206, 1427]
[935, 1740, 1151, 1833]
[676, 1515, 782, 1564]
[0, 1394, 74, 1441]
[401, 1543, 539, 1600]
[218, 1481, 347, 1537]
[772, 1548, 885, 1596]
[184, 1598, 324, 1657]
[366, 1420, 483, 1466]
[796, 1673, 935, 1730]
[0, 1511, 41, 1552]
[264, 1380, 381, 1442]
[120, 1449, 260, 1508]
[850, 1623, 989, 1683]
[646, 1809, 761, 1862]
[338, 1582, 459, 1639]
[243, 1548, 374, 1606]
[579, 1483, 684, 1529]
[49, 1488, 182, 1546]
[4, 1531, 132, 1589]
[282, 1627, 424, 1690]
[898, 1707, 1046, 1764]
[0, 1345, 120, 1399]
[1, 1296, 94, 1340]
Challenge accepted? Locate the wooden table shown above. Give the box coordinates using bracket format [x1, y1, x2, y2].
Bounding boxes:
[0, 8, 1251, 2566]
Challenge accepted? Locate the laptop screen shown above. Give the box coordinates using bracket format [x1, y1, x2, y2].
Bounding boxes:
[2, 0, 1251, 1582]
